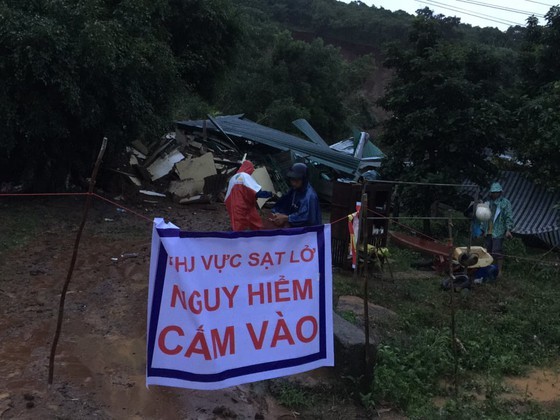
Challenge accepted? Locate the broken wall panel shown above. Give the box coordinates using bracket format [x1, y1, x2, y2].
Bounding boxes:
[168, 179, 205, 201]
[252, 167, 276, 209]
[174, 152, 217, 182]
[146, 149, 185, 181]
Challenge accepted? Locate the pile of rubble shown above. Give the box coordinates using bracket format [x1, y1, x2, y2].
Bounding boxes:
[112, 114, 385, 205]
[115, 131, 278, 207]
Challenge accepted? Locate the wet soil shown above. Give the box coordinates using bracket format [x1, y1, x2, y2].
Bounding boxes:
[0, 197, 296, 419]
[0, 197, 381, 419]
[505, 365, 560, 403]
[4, 197, 556, 418]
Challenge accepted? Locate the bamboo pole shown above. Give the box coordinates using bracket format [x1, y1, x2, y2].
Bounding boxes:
[48, 138, 108, 385]
[447, 213, 459, 397]
[467, 187, 480, 254]
[352, 184, 367, 285]
[361, 192, 371, 386]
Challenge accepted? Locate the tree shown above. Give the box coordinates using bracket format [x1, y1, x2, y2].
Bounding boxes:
[515, 7, 560, 192]
[165, 0, 241, 98]
[0, 0, 240, 190]
[378, 10, 514, 227]
[214, 23, 375, 140]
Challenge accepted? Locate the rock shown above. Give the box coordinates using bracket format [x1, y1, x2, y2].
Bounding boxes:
[212, 405, 237, 418]
[337, 295, 397, 324]
[333, 312, 376, 380]
[336, 296, 398, 344]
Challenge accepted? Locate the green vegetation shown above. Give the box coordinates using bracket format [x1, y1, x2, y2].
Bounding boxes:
[333, 242, 560, 417]
[377, 7, 560, 222]
[0, 0, 241, 190]
[2, 1, 560, 416]
[213, 29, 374, 138]
[271, 381, 314, 410]
[380, 9, 515, 219]
[2, 0, 560, 196]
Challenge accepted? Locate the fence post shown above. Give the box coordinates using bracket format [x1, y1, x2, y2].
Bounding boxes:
[48, 137, 108, 385]
[447, 213, 459, 397]
[361, 192, 371, 386]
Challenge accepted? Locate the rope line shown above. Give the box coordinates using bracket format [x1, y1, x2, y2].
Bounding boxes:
[365, 179, 478, 188]
[1, 191, 557, 266]
[92, 193, 153, 223]
[365, 208, 559, 267]
[367, 207, 444, 243]
[0, 191, 154, 224]
[0, 192, 90, 197]
[330, 214, 351, 226]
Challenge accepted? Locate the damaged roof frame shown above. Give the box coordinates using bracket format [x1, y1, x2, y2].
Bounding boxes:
[176, 115, 363, 176]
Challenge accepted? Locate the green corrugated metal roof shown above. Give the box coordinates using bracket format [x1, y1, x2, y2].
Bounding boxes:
[176, 115, 361, 175]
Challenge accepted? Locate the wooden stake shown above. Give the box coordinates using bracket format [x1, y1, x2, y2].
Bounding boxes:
[352, 184, 367, 285]
[467, 187, 479, 254]
[361, 192, 371, 385]
[48, 138, 108, 385]
[447, 213, 459, 397]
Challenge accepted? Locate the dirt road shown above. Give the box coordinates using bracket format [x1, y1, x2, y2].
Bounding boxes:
[0, 197, 299, 419]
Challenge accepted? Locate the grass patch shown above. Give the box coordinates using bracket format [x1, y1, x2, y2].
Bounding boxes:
[270, 381, 314, 410]
[333, 272, 360, 298]
[349, 241, 560, 417]
[388, 246, 420, 271]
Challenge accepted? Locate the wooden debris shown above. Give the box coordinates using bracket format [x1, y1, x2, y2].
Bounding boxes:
[131, 140, 149, 156]
[174, 152, 217, 182]
[146, 149, 185, 181]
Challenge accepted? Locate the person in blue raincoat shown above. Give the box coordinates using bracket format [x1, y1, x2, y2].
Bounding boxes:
[269, 163, 322, 228]
[480, 182, 514, 276]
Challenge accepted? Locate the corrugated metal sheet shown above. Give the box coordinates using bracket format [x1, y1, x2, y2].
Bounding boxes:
[176, 115, 361, 175]
[292, 119, 330, 148]
[463, 171, 559, 247]
[330, 138, 384, 160]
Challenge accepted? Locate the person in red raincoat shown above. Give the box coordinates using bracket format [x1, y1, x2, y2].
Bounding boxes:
[225, 161, 272, 231]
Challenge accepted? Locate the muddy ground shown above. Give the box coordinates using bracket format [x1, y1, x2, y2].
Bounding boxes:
[0, 197, 372, 420]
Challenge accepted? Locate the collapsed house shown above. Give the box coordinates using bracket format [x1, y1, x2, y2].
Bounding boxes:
[175, 114, 384, 200]
[115, 114, 385, 205]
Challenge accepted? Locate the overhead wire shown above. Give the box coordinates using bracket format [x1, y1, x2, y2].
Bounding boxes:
[415, 0, 524, 26]
[456, 0, 545, 17]
[426, 0, 518, 25]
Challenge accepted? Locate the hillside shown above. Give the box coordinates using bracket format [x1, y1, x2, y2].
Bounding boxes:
[231, 0, 526, 136]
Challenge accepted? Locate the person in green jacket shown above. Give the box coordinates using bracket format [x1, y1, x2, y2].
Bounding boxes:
[481, 182, 514, 276]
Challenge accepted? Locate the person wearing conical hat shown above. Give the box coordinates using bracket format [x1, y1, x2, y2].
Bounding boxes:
[481, 182, 514, 276]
